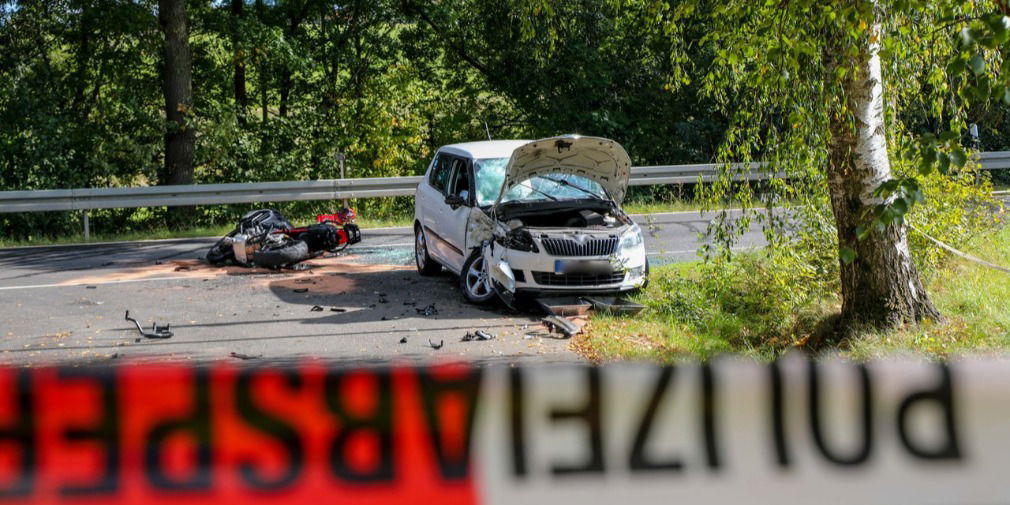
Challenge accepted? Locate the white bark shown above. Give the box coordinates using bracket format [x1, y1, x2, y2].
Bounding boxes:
[852, 23, 890, 206]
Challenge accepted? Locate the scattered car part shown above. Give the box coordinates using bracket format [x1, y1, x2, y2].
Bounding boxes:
[429, 339, 444, 350]
[229, 352, 261, 360]
[416, 304, 438, 316]
[542, 315, 579, 338]
[582, 296, 647, 316]
[399, 336, 408, 344]
[330, 307, 347, 313]
[310, 305, 324, 312]
[124, 311, 173, 339]
[461, 330, 495, 342]
[536, 296, 594, 317]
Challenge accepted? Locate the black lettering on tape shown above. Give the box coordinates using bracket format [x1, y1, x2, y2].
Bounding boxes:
[629, 367, 683, 472]
[701, 364, 721, 469]
[235, 367, 304, 490]
[809, 362, 873, 466]
[324, 369, 394, 483]
[0, 370, 34, 498]
[59, 368, 120, 496]
[550, 367, 604, 476]
[417, 367, 483, 480]
[509, 367, 527, 478]
[896, 364, 962, 461]
[769, 361, 790, 468]
[144, 369, 213, 491]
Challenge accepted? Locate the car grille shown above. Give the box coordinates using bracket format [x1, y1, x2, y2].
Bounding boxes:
[532, 271, 625, 286]
[541, 236, 618, 256]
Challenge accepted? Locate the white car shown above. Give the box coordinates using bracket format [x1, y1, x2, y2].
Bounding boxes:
[413, 134, 648, 304]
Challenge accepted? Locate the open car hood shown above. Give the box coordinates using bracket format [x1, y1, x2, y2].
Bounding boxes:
[494, 135, 632, 207]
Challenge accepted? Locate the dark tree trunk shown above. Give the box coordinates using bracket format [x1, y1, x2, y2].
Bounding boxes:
[158, 0, 196, 229]
[279, 70, 291, 118]
[279, 4, 307, 119]
[232, 0, 247, 124]
[256, 0, 267, 123]
[824, 5, 941, 332]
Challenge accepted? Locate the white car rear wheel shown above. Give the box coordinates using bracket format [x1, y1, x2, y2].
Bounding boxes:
[415, 225, 442, 276]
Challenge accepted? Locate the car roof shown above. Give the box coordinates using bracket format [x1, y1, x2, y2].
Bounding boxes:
[438, 140, 530, 160]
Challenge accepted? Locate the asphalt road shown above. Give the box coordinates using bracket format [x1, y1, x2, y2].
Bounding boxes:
[0, 211, 766, 365]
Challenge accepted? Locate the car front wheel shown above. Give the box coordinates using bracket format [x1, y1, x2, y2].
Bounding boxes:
[460, 249, 497, 304]
[415, 225, 442, 276]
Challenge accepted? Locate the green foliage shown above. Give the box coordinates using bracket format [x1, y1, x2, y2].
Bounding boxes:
[595, 250, 838, 361]
[904, 161, 1004, 276]
[585, 223, 1010, 362]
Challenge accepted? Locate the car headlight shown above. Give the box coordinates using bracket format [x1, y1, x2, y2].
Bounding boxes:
[499, 228, 539, 253]
[620, 226, 644, 249]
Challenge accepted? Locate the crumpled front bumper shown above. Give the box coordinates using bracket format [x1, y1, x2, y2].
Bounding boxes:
[484, 240, 647, 295]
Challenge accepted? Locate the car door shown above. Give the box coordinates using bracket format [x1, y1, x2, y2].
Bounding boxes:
[435, 156, 474, 273]
[416, 152, 453, 266]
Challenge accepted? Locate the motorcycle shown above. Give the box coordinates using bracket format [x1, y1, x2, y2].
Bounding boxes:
[206, 208, 361, 268]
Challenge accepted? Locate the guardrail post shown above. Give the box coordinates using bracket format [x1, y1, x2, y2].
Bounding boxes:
[82, 210, 90, 241]
[337, 152, 348, 209]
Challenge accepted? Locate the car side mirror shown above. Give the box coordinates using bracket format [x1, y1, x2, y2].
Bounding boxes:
[445, 194, 466, 208]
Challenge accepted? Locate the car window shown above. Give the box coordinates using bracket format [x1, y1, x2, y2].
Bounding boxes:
[428, 154, 453, 194]
[448, 158, 471, 202]
[501, 173, 607, 202]
[473, 157, 509, 206]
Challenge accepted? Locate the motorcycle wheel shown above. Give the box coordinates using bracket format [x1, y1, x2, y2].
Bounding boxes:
[252, 240, 310, 268]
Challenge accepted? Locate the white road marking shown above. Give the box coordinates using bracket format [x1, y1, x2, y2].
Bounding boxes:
[0, 276, 203, 291]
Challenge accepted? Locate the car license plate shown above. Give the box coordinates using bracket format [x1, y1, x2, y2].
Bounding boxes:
[554, 259, 613, 275]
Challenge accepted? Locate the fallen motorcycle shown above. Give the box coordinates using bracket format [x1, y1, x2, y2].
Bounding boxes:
[206, 208, 361, 268]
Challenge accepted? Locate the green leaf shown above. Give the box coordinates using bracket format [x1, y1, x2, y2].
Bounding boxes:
[937, 151, 951, 174]
[839, 246, 856, 264]
[855, 224, 871, 240]
[970, 52, 986, 75]
[892, 197, 908, 215]
[949, 146, 967, 169]
[946, 58, 966, 75]
[939, 130, 959, 142]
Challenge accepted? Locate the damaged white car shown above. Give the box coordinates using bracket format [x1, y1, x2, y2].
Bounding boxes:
[413, 135, 648, 304]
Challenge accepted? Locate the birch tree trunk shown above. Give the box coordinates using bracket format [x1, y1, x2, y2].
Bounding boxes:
[824, 7, 941, 330]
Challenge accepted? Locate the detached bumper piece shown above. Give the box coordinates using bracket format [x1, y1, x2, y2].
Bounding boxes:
[536, 295, 645, 338]
[582, 296, 646, 316]
[542, 315, 580, 338]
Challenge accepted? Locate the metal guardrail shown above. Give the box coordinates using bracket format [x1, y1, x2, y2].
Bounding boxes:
[1, 151, 1008, 214]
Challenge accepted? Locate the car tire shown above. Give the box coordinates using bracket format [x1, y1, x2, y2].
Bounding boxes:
[460, 249, 497, 305]
[415, 225, 442, 276]
[252, 240, 310, 268]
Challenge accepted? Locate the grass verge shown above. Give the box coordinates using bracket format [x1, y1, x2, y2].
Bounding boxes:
[577, 225, 1010, 362]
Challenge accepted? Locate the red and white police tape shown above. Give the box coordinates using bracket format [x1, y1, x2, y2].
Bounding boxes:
[0, 355, 1005, 504]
